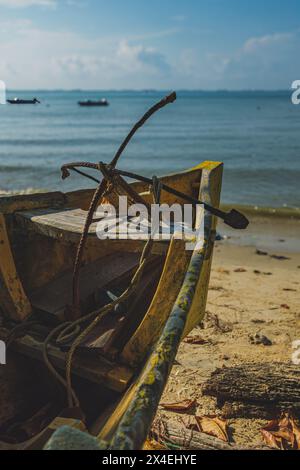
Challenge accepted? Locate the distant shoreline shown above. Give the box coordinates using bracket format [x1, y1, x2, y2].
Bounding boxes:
[219, 205, 300, 254]
[6, 89, 292, 94]
[221, 204, 300, 220]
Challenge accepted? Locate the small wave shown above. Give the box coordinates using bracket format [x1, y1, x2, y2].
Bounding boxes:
[221, 203, 300, 219]
[0, 187, 47, 196]
[0, 164, 59, 174]
[0, 137, 118, 147]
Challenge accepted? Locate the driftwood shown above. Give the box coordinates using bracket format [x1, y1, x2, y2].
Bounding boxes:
[202, 363, 300, 419]
[150, 419, 268, 450]
[151, 419, 239, 450]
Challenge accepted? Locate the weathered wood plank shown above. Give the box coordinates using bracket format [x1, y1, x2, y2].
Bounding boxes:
[15, 208, 97, 241]
[183, 161, 223, 336]
[0, 192, 65, 215]
[0, 328, 132, 392]
[30, 251, 141, 317]
[15, 208, 170, 255]
[150, 419, 261, 450]
[121, 238, 191, 366]
[203, 362, 300, 418]
[85, 259, 164, 358]
[0, 214, 32, 321]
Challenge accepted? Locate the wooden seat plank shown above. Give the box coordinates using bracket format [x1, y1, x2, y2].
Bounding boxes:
[15, 208, 98, 241]
[30, 252, 141, 317]
[15, 207, 170, 246]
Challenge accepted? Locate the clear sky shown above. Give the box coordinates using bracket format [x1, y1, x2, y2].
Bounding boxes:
[0, 0, 299, 90]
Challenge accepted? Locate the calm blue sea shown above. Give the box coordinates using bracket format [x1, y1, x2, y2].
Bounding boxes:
[0, 90, 299, 208]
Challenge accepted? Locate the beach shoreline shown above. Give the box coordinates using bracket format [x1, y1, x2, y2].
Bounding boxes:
[218, 208, 300, 253]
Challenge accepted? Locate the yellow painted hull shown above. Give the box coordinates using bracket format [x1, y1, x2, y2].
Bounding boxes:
[0, 161, 223, 450]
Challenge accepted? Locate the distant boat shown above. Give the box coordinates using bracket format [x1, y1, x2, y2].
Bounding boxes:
[7, 98, 41, 105]
[78, 98, 109, 107]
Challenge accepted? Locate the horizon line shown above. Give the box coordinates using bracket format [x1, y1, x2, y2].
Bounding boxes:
[6, 88, 292, 93]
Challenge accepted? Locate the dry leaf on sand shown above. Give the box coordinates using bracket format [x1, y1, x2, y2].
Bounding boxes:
[189, 416, 229, 442]
[291, 417, 300, 448]
[143, 439, 167, 450]
[217, 268, 230, 275]
[160, 399, 197, 413]
[261, 413, 300, 450]
[184, 336, 210, 345]
[261, 429, 285, 450]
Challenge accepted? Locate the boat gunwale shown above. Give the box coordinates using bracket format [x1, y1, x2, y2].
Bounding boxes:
[103, 161, 222, 449]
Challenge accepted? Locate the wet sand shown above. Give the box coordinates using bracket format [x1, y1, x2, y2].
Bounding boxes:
[157, 213, 300, 449]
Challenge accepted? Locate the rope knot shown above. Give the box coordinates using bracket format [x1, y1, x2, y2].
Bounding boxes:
[99, 161, 114, 182]
[61, 167, 71, 180]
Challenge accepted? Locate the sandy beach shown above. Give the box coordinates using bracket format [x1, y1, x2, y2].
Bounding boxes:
[156, 211, 300, 449]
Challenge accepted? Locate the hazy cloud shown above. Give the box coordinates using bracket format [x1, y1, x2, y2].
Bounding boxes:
[52, 40, 171, 87]
[0, 0, 56, 8]
[243, 32, 294, 53]
[53, 55, 103, 75]
[172, 29, 299, 89]
[217, 30, 299, 88]
[117, 40, 171, 75]
[0, 16, 173, 89]
[0, 12, 297, 90]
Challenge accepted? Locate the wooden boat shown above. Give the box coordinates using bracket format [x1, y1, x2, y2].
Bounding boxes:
[0, 160, 224, 450]
[7, 98, 40, 105]
[0, 93, 248, 450]
[78, 99, 109, 107]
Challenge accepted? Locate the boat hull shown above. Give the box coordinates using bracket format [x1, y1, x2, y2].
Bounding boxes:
[0, 161, 223, 450]
[78, 101, 109, 107]
[7, 100, 39, 105]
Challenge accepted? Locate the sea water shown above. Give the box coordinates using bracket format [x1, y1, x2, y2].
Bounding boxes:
[0, 90, 299, 208]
